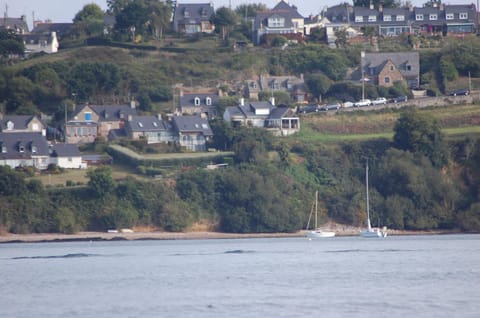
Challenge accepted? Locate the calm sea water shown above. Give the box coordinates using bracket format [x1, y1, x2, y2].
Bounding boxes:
[1, 234, 479, 318]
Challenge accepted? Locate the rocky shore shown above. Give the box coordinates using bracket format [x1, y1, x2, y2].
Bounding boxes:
[0, 227, 444, 244]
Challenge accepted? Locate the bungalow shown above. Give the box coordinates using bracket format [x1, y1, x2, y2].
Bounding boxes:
[223, 98, 300, 136]
[50, 143, 86, 169]
[0, 132, 50, 170]
[23, 32, 59, 54]
[172, 116, 213, 152]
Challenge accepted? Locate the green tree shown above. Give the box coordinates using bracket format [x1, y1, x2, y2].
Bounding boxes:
[211, 7, 238, 41]
[87, 166, 116, 197]
[234, 3, 267, 19]
[393, 108, 448, 167]
[0, 29, 25, 57]
[72, 3, 105, 37]
[305, 73, 332, 102]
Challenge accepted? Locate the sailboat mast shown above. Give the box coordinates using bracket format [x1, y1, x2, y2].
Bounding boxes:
[366, 162, 371, 230]
[315, 190, 318, 229]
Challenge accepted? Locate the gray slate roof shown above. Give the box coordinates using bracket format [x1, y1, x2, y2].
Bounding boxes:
[51, 143, 81, 157]
[31, 23, 73, 38]
[172, 116, 213, 136]
[180, 93, 219, 108]
[1, 115, 44, 131]
[125, 116, 167, 132]
[0, 132, 49, 159]
[0, 16, 29, 33]
[73, 104, 138, 122]
[255, 0, 303, 29]
[364, 52, 420, 78]
[174, 3, 215, 25]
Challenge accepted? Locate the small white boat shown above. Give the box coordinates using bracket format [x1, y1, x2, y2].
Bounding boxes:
[306, 191, 336, 238]
[359, 162, 387, 238]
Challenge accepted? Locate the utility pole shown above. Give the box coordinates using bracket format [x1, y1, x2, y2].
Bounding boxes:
[361, 51, 365, 101]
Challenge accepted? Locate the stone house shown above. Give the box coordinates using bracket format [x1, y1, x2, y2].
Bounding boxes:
[124, 115, 175, 144]
[173, 3, 215, 34]
[66, 103, 137, 144]
[178, 91, 220, 119]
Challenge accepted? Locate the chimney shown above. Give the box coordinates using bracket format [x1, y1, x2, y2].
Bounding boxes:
[378, 4, 383, 12]
[269, 97, 275, 106]
[157, 113, 162, 120]
[369, 1, 374, 10]
[409, 5, 413, 12]
[128, 114, 133, 121]
[239, 98, 245, 106]
[130, 100, 136, 109]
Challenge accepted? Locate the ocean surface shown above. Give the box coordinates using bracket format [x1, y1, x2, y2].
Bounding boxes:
[1, 234, 479, 318]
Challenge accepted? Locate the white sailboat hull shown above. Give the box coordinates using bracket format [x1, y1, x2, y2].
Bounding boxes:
[360, 229, 387, 238]
[307, 229, 336, 238]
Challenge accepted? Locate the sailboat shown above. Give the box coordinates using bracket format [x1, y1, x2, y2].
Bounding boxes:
[360, 162, 387, 238]
[306, 191, 336, 238]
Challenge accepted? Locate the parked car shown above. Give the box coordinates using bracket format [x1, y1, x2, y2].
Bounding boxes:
[320, 103, 341, 111]
[449, 88, 470, 96]
[372, 97, 387, 105]
[298, 105, 319, 114]
[393, 95, 408, 103]
[343, 101, 354, 108]
[354, 99, 371, 107]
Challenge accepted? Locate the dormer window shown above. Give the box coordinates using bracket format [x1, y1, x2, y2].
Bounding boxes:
[206, 97, 212, 105]
[429, 14, 437, 21]
[1, 144, 6, 153]
[355, 16, 364, 22]
[194, 97, 201, 106]
[460, 12, 468, 19]
[31, 145, 37, 153]
[396, 15, 405, 21]
[184, 9, 190, 17]
[446, 13, 454, 20]
[416, 14, 424, 21]
[383, 15, 392, 22]
[19, 144, 25, 153]
[368, 15, 377, 22]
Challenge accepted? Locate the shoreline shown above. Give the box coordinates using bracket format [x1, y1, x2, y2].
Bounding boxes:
[0, 228, 453, 244]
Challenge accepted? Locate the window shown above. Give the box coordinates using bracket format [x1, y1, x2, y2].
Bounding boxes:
[19, 145, 25, 153]
[355, 16, 364, 22]
[85, 112, 92, 121]
[390, 65, 395, 71]
[268, 17, 285, 27]
[206, 97, 212, 105]
[385, 77, 390, 84]
[460, 12, 468, 19]
[406, 64, 412, 71]
[446, 13, 454, 20]
[6, 121, 14, 130]
[416, 14, 424, 21]
[429, 14, 437, 21]
[383, 15, 392, 22]
[194, 97, 200, 106]
[31, 145, 37, 153]
[32, 123, 39, 131]
[396, 15, 405, 21]
[368, 15, 377, 22]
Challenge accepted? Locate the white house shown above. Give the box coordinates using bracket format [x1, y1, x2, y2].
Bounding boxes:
[50, 144, 86, 169]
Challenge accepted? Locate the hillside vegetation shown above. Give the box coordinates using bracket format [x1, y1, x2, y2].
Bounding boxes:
[1, 35, 480, 235]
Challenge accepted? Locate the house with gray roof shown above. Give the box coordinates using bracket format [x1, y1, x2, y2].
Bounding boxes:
[172, 116, 213, 152]
[23, 32, 59, 54]
[254, 0, 304, 44]
[0, 15, 29, 34]
[50, 143, 86, 169]
[173, 3, 215, 34]
[0, 132, 50, 170]
[66, 102, 138, 144]
[246, 74, 307, 103]
[0, 115, 46, 136]
[124, 115, 175, 144]
[31, 22, 73, 39]
[356, 52, 420, 89]
[223, 98, 300, 136]
[179, 91, 219, 119]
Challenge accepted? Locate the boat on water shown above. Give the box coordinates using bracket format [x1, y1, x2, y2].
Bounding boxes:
[360, 162, 387, 238]
[306, 191, 336, 238]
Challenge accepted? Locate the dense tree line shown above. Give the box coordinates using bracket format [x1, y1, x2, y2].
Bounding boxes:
[1, 110, 480, 234]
